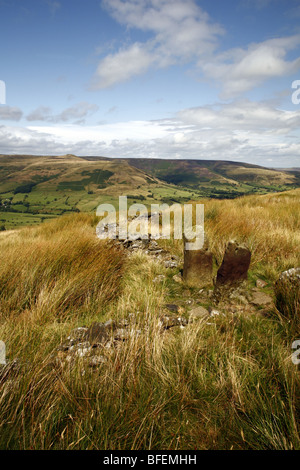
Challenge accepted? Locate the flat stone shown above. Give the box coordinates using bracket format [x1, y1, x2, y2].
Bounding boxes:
[250, 289, 273, 307]
[189, 306, 210, 320]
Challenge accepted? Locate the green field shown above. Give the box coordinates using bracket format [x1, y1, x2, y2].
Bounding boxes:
[0, 154, 298, 229]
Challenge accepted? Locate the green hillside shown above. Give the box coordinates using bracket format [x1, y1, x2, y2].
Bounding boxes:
[0, 154, 298, 229]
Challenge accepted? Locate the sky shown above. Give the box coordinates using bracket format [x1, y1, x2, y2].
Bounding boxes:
[0, 0, 300, 167]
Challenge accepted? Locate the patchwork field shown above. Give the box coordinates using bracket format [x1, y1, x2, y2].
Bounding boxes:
[0, 154, 298, 229]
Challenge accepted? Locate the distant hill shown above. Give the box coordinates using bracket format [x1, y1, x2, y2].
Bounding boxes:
[0, 154, 298, 229]
[126, 158, 298, 190]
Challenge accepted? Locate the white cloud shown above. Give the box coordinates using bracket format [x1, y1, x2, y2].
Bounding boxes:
[92, 0, 223, 88]
[26, 102, 99, 123]
[91, 43, 155, 89]
[1, 99, 299, 167]
[93, 1, 300, 97]
[176, 100, 300, 131]
[201, 36, 300, 99]
[0, 105, 23, 121]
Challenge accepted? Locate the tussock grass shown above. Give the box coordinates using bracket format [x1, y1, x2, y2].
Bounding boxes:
[0, 191, 299, 450]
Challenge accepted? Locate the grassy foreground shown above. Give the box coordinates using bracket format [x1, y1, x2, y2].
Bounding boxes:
[0, 190, 299, 450]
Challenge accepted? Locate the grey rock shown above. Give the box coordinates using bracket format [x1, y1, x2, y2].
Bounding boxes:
[250, 289, 273, 307]
[164, 260, 178, 269]
[189, 306, 210, 320]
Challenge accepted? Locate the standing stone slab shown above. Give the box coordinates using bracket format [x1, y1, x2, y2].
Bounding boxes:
[215, 240, 251, 288]
[183, 231, 213, 288]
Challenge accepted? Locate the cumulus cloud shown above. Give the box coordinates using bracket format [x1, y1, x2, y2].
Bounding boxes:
[176, 100, 300, 132]
[92, 0, 223, 88]
[26, 102, 99, 123]
[201, 36, 300, 99]
[0, 105, 23, 121]
[1, 98, 299, 167]
[92, 0, 300, 97]
[91, 43, 155, 89]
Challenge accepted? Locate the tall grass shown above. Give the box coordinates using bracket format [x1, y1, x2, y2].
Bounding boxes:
[0, 191, 299, 450]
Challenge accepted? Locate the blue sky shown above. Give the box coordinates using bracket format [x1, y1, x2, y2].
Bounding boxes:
[0, 0, 300, 167]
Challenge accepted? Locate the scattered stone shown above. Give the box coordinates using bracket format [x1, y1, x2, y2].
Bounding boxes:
[209, 308, 221, 317]
[274, 268, 300, 317]
[215, 240, 251, 288]
[229, 291, 249, 305]
[183, 231, 213, 288]
[250, 289, 273, 307]
[189, 306, 210, 320]
[153, 275, 166, 283]
[75, 343, 92, 357]
[164, 303, 183, 314]
[256, 279, 267, 289]
[164, 260, 179, 269]
[173, 274, 183, 283]
[85, 320, 114, 345]
[159, 315, 188, 330]
[89, 356, 106, 368]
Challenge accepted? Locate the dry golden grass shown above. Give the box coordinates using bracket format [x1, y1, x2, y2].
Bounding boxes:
[0, 190, 299, 450]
